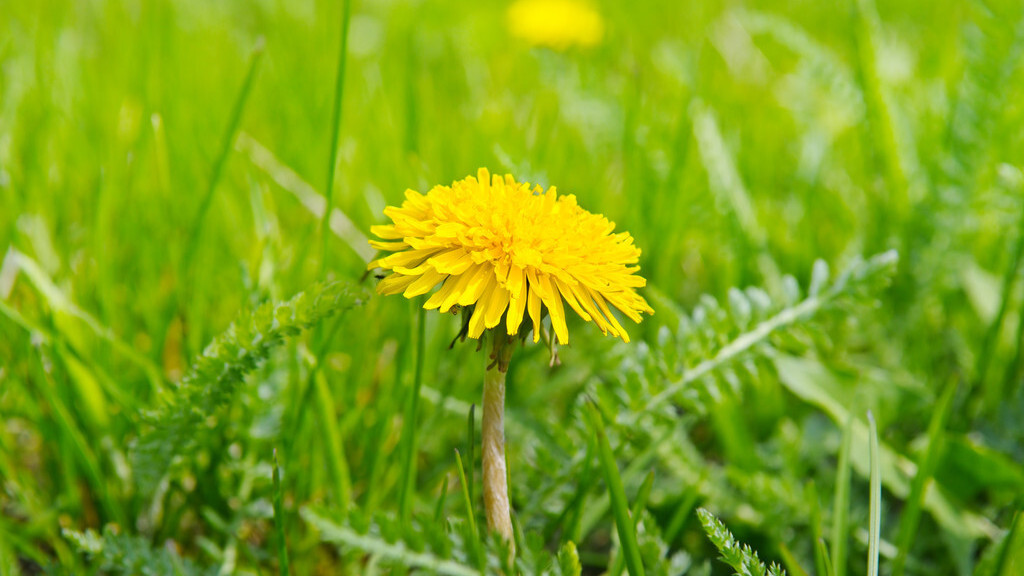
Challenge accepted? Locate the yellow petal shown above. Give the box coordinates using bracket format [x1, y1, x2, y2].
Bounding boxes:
[506, 293, 526, 335]
[484, 284, 511, 329]
[370, 224, 404, 239]
[467, 298, 489, 339]
[506, 264, 526, 299]
[526, 267, 551, 300]
[441, 263, 483, 312]
[429, 249, 474, 275]
[377, 274, 418, 296]
[369, 240, 409, 251]
[546, 289, 569, 345]
[554, 276, 592, 322]
[568, 280, 615, 337]
[588, 287, 628, 343]
[527, 287, 543, 343]
[424, 277, 461, 310]
[379, 248, 443, 270]
[403, 268, 446, 298]
[457, 264, 496, 306]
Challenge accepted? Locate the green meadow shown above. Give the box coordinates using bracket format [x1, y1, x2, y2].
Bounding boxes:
[1, 0, 1023, 573]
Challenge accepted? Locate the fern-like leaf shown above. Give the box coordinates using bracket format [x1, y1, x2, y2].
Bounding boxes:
[697, 508, 787, 576]
[302, 508, 481, 576]
[64, 527, 218, 576]
[642, 250, 898, 416]
[132, 281, 367, 492]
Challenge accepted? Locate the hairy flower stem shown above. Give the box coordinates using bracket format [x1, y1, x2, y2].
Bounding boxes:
[482, 331, 515, 554]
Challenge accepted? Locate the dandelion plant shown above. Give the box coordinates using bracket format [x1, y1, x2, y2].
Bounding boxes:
[369, 168, 653, 551]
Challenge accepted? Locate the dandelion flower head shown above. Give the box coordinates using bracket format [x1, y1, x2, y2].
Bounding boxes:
[507, 0, 604, 51]
[369, 169, 653, 345]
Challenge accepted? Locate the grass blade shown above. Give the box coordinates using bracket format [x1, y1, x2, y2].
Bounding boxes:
[398, 305, 427, 527]
[432, 476, 449, 525]
[816, 538, 835, 576]
[587, 402, 645, 576]
[777, 541, 811, 576]
[993, 510, 1024, 576]
[832, 413, 852, 576]
[976, 207, 1024, 411]
[663, 478, 701, 547]
[690, 97, 782, 293]
[315, 371, 352, 514]
[454, 449, 483, 571]
[867, 411, 882, 576]
[182, 38, 265, 278]
[850, 0, 908, 216]
[808, 481, 833, 576]
[320, 0, 355, 275]
[272, 449, 291, 576]
[609, 470, 655, 576]
[467, 403, 476, 512]
[235, 133, 373, 262]
[892, 378, 957, 576]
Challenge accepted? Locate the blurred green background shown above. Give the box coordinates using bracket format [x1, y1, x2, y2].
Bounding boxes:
[1, 0, 1023, 573]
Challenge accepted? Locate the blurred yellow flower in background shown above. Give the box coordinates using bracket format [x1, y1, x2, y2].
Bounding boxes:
[507, 0, 605, 50]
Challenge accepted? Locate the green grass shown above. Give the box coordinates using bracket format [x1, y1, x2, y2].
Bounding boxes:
[2, 0, 1024, 574]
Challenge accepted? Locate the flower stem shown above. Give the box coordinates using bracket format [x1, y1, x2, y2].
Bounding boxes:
[482, 331, 514, 553]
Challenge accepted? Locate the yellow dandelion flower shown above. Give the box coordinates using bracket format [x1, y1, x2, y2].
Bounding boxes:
[506, 0, 605, 50]
[368, 168, 653, 345]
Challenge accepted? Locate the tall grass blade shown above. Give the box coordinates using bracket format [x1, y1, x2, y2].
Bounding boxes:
[777, 541, 811, 576]
[398, 305, 427, 527]
[850, 0, 908, 212]
[867, 411, 882, 576]
[235, 133, 373, 262]
[831, 413, 852, 576]
[690, 97, 782, 293]
[816, 539, 835, 576]
[467, 403, 476, 512]
[181, 39, 265, 278]
[432, 476, 449, 525]
[320, 0, 355, 275]
[993, 511, 1023, 576]
[315, 370, 352, 513]
[808, 482, 833, 576]
[977, 205, 1024, 412]
[272, 449, 291, 576]
[587, 402, 645, 576]
[892, 378, 957, 576]
[608, 470, 655, 576]
[663, 479, 701, 547]
[454, 449, 484, 571]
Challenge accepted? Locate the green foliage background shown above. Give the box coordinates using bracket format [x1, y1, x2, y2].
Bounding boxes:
[1, 0, 1023, 573]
